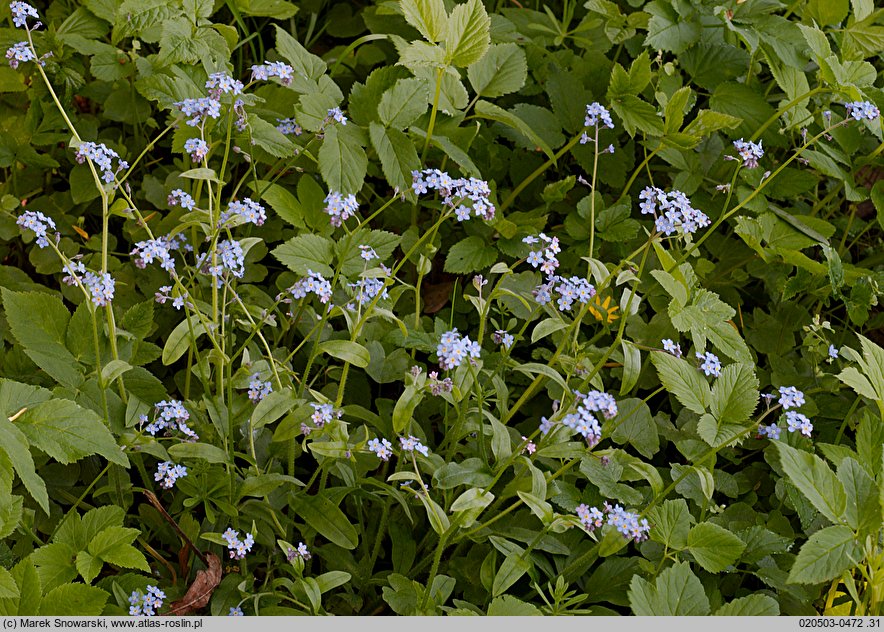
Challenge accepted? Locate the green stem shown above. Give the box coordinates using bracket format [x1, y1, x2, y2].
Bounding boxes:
[500, 133, 583, 213]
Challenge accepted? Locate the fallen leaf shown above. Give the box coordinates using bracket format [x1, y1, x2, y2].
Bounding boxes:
[165, 553, 222, 616]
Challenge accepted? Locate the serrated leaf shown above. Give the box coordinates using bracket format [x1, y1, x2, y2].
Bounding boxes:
[369, 123, 420, 193]
[697, 364, 758, 447]
[38, 583, 108, 616]
[444, 236, 497, 274]
[650, 352, 711, 415]
[787, 525, 861, 585]
[31, 543, 77, 592]
[629, 561, 710, 615]
[272, 234, 335, 277]
[467, 42, 527, 98]
[0, 418, 48, 514]
[273, 24, 325, 80]
[444, 0, 490, 67]
[15, 399, 128, 467]
[714, 594, 779, 616]
[319, 124, 367, 195]
[1, 289, 83, 388]
[687, 522, 746, 573]
[773, 442, 847, 525]
[648, 499, 694, 550]
[74, 551, 103, 585]
[378, 78, 429, 129]
[400, 0, 448, 43]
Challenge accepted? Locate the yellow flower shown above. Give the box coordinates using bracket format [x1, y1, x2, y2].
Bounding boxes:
[589, 294, 619, 324]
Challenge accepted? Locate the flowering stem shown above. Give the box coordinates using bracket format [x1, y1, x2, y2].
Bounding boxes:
[588, 124, 600, 264]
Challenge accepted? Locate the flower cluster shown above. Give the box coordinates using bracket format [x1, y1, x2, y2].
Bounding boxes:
[175, 97, 221, 127]
[6, 41, 35, 68]
[155, 285, 187, 310]
[222, 528, 254, 560]
[662, 338, 682, 357]
[411, 169, 495, 221]
[224, 198, 266, 226]
[785, 411, 813, 437]
[10, 2, 39, 27]
[82, 271, 115, 307]
[521, 436, 536, 455]
[154, 461, 187, 489]
[205, 73, 243, 99]
[639, 186, 709, 237]
[310, 403, 342, 427]
[534, 275, 596, 311]
[327, 107, 347, 125]
[492, 330, 514, 349]
[696, 351, 722, 377]
[277, 118, 302, 136]
[437, 329, 481, 370]
[198, 240, 245, 285]
[132, 237, 179, 272]
[168, 188, 196, 210]
[359, 245, 377, 261]
[348, 278, 388, 307]
[584, 102, 614, 129]
[290, 270, 333, 304]
[250, 61, 294, 85]
[368, 437, 393, 461]
[845, 101, 880, 121]
[140, 400, 198, 439]
[777, 386, 805, 410]
[184, 137, 209, 163]
[576, 502, 650, 542]
[732, 138, 764, 169]
[247, 374, 272, 403]
[128, 586, 165, 617]
[75, 141, 127, 183]
[524, 233, 562, 277]
[16, 210, 56, 248]
[428, 371, 453, 396]
[399, 435, 429, 457]
[324, 191, 359, 226]
[757, 423, 781, 440]
[286, 542, 312, 562]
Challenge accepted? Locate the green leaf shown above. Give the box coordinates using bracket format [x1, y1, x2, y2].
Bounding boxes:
[687, 522, 746, 573]
[474, 100, 554, 162]
[444, 0, 490, 67]
[836, 457, 880, 534]
[272, 234, 335, 277]
[38, 583, 108, 616]
[295, 493, 359, 549]
[773, 442, 847, 525]
[15, 399, 128, 467]
[378, 78, 429, 129]
[0, 418, 48, 515]
[487, 595, 541, 616]
[714, 594, 780, 616]
[492, 549, 531, 597]
[251, 389, 299, 429]
[0, 558, 41, 615]
[444, 235, 497, 274]
[805, 0, 848, 27]
[236, 0, 298, 19]
[238, 473, 303, 500]
[31, 543, 77, 592]
[337, 228, 401, 276]
[1, 289, 83, 388]
[611, 95, 664, 137]
[669, 289, 752, 363]
[244, 116, 296, 159]
[697, 364, 759, 447]
[369, 123, 421, 193]
[250, 180, 305, 228]
[648, 499, 694, 550]
[467, 43, 527, 98]
[179, 167, 223, 184]
[787, 525, 862, 585]
[433, 458, 493, 489]
[650, 351, 711, 415]
[419, 494, 449, 535]
[318, 124, 367, 195]
[610, 398, 658, 459]
[400, 0, 448, 43]
[88, 526, 149, 572]
[273, 24, 325, 80]
[628, 561, 710, 615]
[161, 319, 207, 366]
[319, 340, 371, 368]
[393, 385, 424, 433]
[0, 567, 18, 600]
[74, 551, 103, 585]
[167, 442, 230, 464]
[644, 0, 701, 53]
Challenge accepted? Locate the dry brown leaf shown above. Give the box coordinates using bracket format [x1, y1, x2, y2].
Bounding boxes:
[422, 281, 454, 314]
[165, 553, 222, 616]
